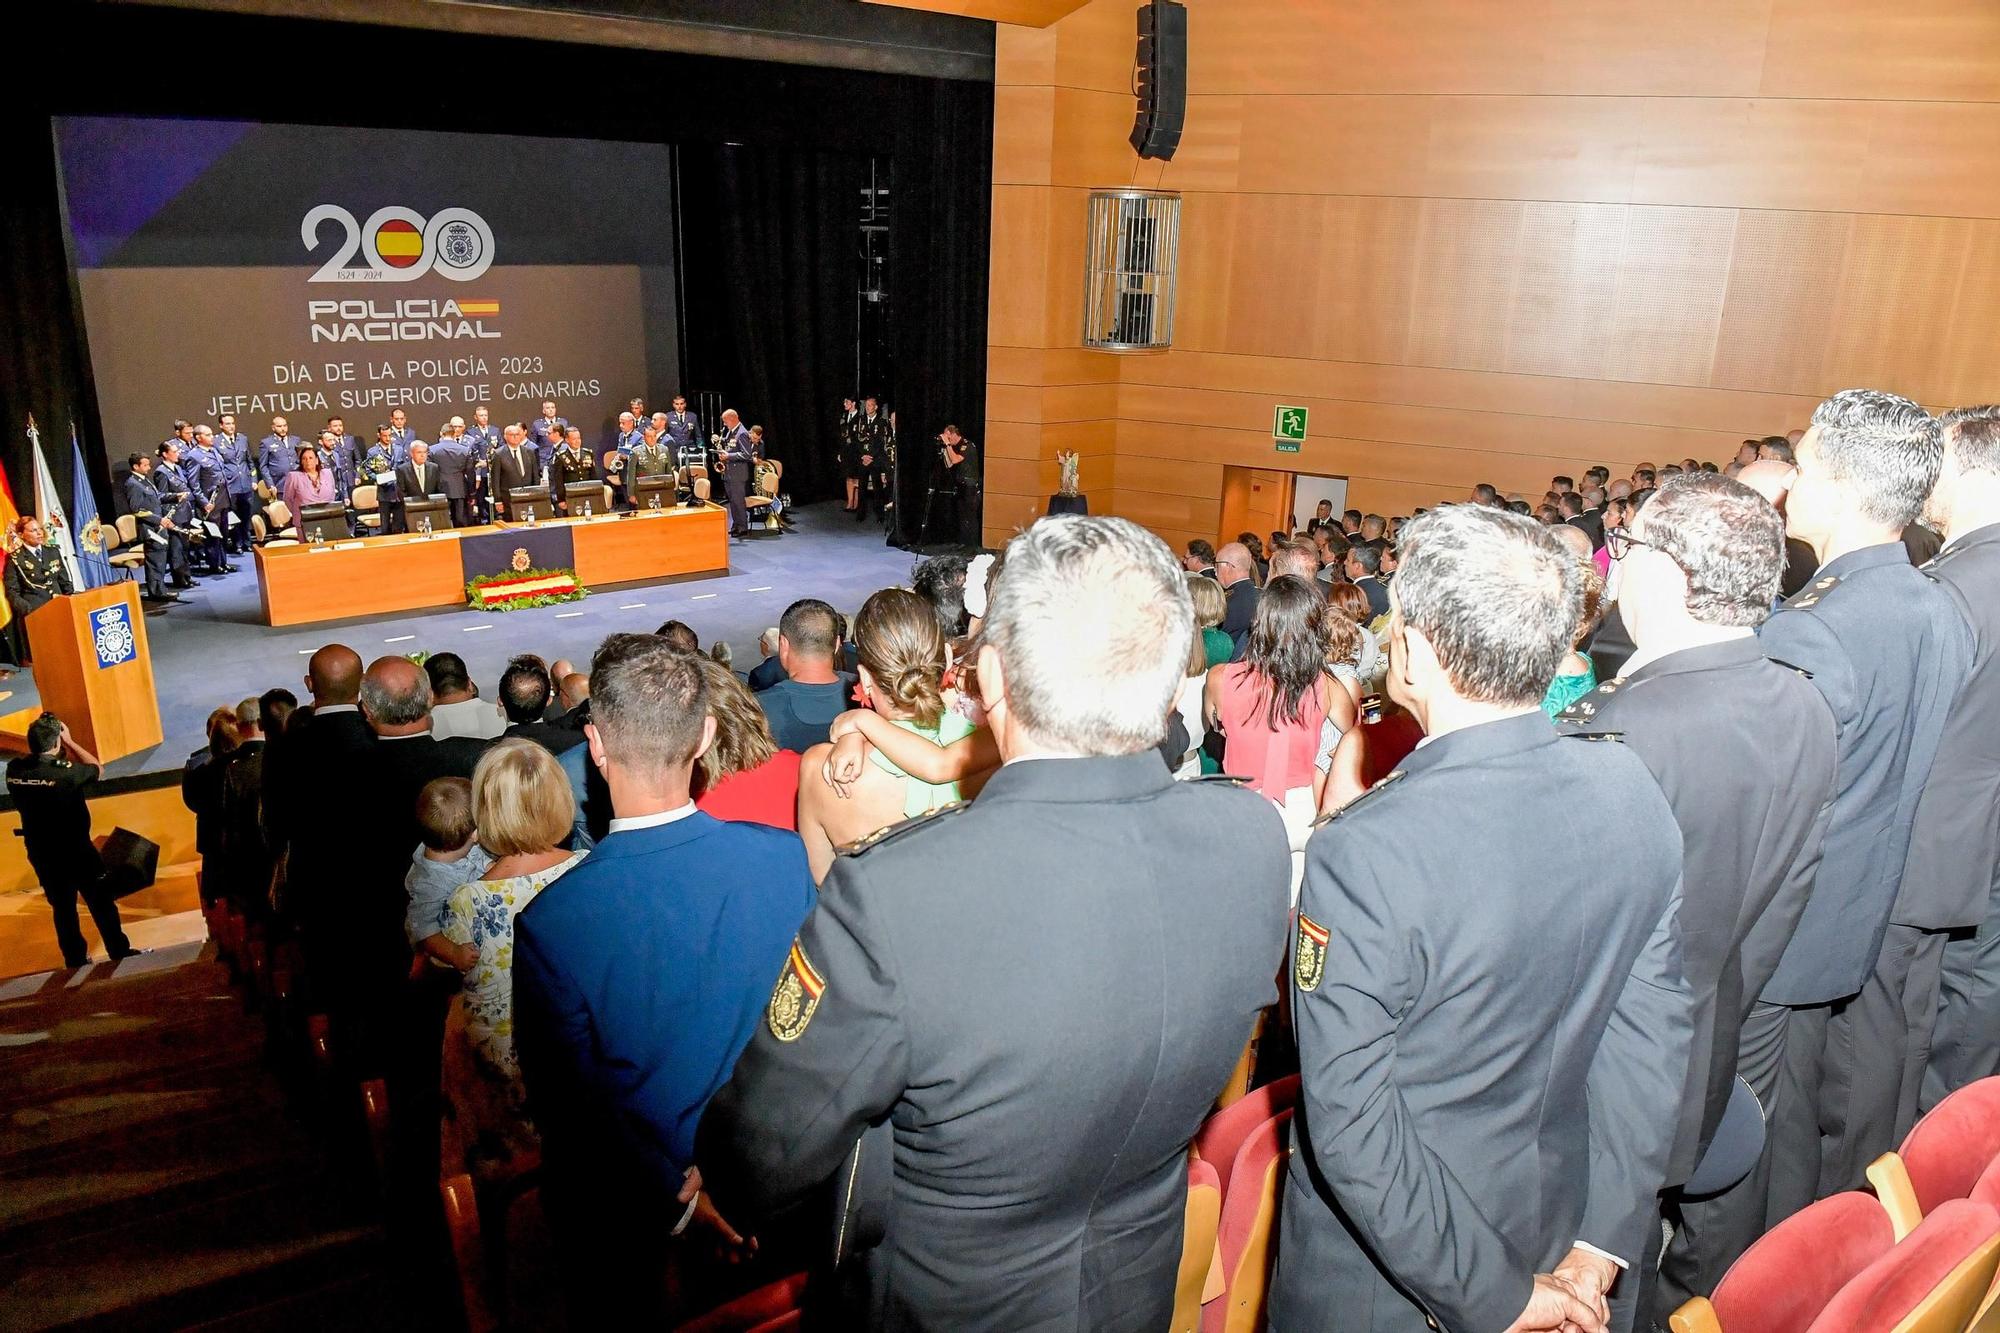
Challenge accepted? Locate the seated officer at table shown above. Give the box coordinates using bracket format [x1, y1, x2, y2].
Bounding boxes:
[6, 711, 135, 968]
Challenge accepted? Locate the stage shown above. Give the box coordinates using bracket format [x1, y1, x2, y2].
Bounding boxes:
[10, 503, 916, 780]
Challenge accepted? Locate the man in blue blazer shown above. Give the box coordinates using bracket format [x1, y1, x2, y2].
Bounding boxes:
[513, 632, 815, 1326]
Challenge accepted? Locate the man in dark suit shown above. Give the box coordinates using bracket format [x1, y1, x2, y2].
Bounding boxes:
[1909, 410, 2000, 1109]
[1273, 504, 1689, 1333]
[431, 419, 474, 528]
[1343, 542, 1390, 618]
[1756, 389, 1974, 1210]
[701, 517, 1291, 1329]
[515, 635, 816, 1326]
[1560, 476, 1840, 1324]
[393, 440, 443, 533]
[1216, 540, 1260, 642]
[121, 455, 180, 605]
[489, 423, 543, 520]
[1182, 538, 1218, 579]
[498, 656, 587, 756]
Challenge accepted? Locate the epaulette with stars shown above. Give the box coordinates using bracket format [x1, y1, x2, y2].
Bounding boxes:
[1786, 572, 1840, 609]
[1308, 768, 1407, 829]
[833, 801, 970, 858]
[1558, 676, 1626, 723]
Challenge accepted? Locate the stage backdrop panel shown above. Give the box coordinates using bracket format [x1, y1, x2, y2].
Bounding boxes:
[53, 117, 679, 456]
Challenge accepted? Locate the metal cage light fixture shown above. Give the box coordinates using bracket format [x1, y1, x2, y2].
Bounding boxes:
[1082, 188, 1180, 352]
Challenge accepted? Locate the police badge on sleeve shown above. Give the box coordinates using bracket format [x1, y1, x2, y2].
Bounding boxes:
[1295, 914, 1329, 993]
[768, 939, 826, 1042]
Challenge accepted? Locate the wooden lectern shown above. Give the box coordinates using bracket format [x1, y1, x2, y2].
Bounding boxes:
[25, 583, 163, 763]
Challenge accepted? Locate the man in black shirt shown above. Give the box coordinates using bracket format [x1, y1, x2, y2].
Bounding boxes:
[6, 712, 132, 967]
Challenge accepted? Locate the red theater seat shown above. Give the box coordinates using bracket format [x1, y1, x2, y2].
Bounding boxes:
[1193, 1073, 1299, 1200]
[1172, 1157, 1223, 1333]
[1668, 1192, 1895, 1333]
[1905, 1078, 2000, 1216]
[679, 1272, 809, 1333]
[1807, 1198, 2000, 1333]
[1203, 1108, 1292, 1333]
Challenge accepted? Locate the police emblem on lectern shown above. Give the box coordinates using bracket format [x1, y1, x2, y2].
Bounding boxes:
[92, 603, 137, 669]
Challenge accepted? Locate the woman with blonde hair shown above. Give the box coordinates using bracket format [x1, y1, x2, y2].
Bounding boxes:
[799, 587, 991, 880]
[692, 656, 802, 830]
[1188, 572, 1233, 669]
[440, 738, 586, 1176]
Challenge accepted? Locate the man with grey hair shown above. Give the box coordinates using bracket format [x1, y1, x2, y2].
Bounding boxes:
[1268, 537, 1321, 584]
[1910, 408, 2000, 1110]
[1758, 388, 1975, 1211]
[1274, 504, 1688, 1333]
[1562, 476, 1839, 1324]
[489, 421, 542, 520]
[516, 633, 813, 1326]
[700, 516, 1289, 1330]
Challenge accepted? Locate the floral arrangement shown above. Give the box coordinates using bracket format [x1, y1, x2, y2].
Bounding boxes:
[466, 567, 589, 612]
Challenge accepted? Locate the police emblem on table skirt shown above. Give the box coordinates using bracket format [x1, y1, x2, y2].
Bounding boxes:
[1295, 914, 1329, 992]
[768, 940, 825, 1042]
[510, 547, 532, 572]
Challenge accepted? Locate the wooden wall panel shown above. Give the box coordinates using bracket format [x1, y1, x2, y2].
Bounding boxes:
[985, 0, 2000, 548]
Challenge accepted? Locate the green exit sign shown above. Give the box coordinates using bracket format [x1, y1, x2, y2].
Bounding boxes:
[1274, 404, 1308, 452]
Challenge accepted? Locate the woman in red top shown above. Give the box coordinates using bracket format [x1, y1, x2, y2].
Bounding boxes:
[692, 658, 802, 830]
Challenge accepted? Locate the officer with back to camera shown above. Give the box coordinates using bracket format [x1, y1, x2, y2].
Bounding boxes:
[6, 711, 135, 968]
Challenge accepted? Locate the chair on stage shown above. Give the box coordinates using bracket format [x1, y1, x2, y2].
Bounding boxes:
[254, 499, 299, 545]
[107, 515, 148, 581]
[351, 484, 383, 533]
[744, 465, 781, 531]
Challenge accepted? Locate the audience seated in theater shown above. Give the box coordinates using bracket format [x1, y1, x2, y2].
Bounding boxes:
[217, 693, 286, 919]
[181, 706, 241, 904]
[654, 619, 699, 653]
[745, 626, 785, 691]
[500, 655, 586, 755]
[440, 739, 584, 1182]
[754, 598, 856, 752]
[425, 652, 505, 740]
[513, 633, 815, 1327]
[691, 657, 802, 830]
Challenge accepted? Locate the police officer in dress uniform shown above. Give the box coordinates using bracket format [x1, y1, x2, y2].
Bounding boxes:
[463, 406, 499, 523]
[386, 408, 417, 461]
[700, 517, 1291, 1330]
[1555, 476, 1840, 1328]
[526, 401, 566, 468]
[715, 409, 755, 539]
[836, 396, 863, 513]
[5, 518, 74, 645]
[153, 440, 199, 588]
[549, 426, 597, 515]
[855, 396, 893, 524]
[183, 425, 234, 573]
[214, 413, 257, 554]
[324, 416, 363, 499]
[662, 396, 699, 455]
[258, 416, 301, 498]
[6, 711, 133, 968]
[1909, 410, 2000, 1109]
[121, 455, 179, 604]
[1754, 390, 1975, 1217]
[1272, 505, 1690, 1333]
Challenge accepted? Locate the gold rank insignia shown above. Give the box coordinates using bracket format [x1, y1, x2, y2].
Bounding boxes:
[1295, 914, 1330, 992]
[767, 940, 826, 1042]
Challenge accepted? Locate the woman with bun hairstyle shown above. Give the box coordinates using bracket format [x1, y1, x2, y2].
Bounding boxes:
[797, 587, 987, 881]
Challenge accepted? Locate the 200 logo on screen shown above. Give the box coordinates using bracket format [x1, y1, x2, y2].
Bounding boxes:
[302, 205, 496, 283]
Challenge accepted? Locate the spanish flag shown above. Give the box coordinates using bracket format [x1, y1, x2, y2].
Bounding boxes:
[0, 450, 20, 632]
[458, 299, 500, 317]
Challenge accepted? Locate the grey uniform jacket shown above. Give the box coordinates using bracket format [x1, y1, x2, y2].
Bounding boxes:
[1898, 523, 2000, 930]
[1560, 638, 1838, 1182]
[1757, 543, 1975, 1004]
[698, 754, 1291, 1332]
[1272, 712, 1690, 1333]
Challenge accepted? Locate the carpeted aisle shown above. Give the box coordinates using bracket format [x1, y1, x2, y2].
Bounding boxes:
[0, 943, 406, 1331]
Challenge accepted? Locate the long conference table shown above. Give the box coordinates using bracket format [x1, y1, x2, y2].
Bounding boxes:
[253, 502, 730, 627]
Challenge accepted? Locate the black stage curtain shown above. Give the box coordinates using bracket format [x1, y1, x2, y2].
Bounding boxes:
[6, 2, 991, 522]
[679, 147, 866, 507]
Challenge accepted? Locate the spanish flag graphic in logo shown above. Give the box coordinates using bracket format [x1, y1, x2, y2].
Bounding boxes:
[457, 299, 500, 317]
[374, 218, 424, 269]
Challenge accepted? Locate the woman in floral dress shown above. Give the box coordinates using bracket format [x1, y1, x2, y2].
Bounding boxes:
[440, 738, 585, 1179]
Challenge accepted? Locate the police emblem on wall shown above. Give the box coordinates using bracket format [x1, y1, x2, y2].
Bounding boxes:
[303, 204, 496, 283]
[767, 940, 825, 1042]
[91, 603, 138, 669]
[1295, 914, 1329, 993]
